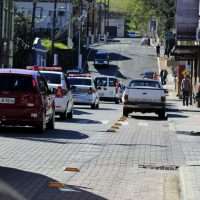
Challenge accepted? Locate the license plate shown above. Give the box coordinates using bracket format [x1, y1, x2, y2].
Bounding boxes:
[0, 97, 15, 104]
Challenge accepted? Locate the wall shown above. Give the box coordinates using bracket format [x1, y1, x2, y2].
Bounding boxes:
[109, 17, 125, 37]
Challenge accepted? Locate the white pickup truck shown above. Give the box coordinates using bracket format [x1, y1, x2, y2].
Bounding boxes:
[122, 79, 168, 119]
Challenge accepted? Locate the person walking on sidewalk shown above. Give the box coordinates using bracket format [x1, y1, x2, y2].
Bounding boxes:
[160, 69, 168, 85]
[181, 75, 191, 106]
[156, 44, 160, 57]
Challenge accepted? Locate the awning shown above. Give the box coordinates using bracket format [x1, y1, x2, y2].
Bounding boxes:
[171, 45, 200, 61]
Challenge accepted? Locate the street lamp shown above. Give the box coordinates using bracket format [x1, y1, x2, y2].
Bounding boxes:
[51, 0, 58, 66]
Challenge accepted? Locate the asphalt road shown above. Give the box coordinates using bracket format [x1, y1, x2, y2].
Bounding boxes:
[0, 39, 181, 200]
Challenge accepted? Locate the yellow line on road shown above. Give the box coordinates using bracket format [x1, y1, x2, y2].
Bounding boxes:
[64, 167, 80, 172]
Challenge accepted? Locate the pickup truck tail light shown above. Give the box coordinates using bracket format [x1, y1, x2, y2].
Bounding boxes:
[161, 96, 166, 102]
[56, 86, 64, 98]
[124, 94, 128, 102]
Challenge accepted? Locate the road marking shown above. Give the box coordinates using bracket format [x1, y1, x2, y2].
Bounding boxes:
[48, 182, 65, 189]
[101, 120, 109, 124]
[64, 167, 80, 172]
[120, 121, 129, 126]
[138, 122, 149, 127]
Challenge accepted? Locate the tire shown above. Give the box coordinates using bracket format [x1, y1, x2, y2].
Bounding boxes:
[158, 110, 166, 120]
[67, 110, 73, 119]
[36, 113, 46, 133]
[123, 107, 129, 117]
[60, 109, 67, 120]
[115, 98, 120, 104]
[47, 111, 55, 130]
[96, 103, 99, 109]
[91, 103, 96, 109]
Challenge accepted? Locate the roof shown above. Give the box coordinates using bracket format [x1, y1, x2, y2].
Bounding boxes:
[0, 68, 39, 76]
[95, 75, 119, 79]
[39, 71, 63, 75]
[130, 79, 160, 83]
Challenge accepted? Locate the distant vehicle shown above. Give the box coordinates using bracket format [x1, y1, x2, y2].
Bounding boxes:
[67, 73, 100, 109]
[122, 79, 168, 119]
[127, 31, 142, 38]
[142, 71, 155, 79]
[94, 76, 121, 104]
[0, 68, 55, 132]
[94, 51, 110, 66]
[141, 37, 150, 46]
[28, 66, 74, 120]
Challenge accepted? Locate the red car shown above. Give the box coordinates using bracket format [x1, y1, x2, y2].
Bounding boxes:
[0, 68, 55, 132]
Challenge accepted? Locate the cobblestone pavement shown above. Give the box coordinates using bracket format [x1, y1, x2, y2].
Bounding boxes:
[0, 39, 183, 200]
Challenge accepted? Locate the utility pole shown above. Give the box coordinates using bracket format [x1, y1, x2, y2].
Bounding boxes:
[98, 0, 102, 41]
[52, 0, 57, 66]
[31, 0, 37, 44]
[91, 0, 95, 43]
[104, 0, 107, 42]
[78, 0, 83, 71]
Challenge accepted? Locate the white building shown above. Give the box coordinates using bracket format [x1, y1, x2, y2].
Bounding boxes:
[15, 1, 73, 31]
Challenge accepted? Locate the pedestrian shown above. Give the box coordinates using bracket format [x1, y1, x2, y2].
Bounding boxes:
[160, 69, 168, 85]
[156, 44, 160, 57]
[181, 75, 191, 106]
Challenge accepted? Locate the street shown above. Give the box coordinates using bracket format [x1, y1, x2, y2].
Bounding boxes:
[0, 38, 194, 200]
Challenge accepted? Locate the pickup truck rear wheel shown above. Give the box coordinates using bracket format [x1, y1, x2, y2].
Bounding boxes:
[123, 107, 129, 117]
[158, 110, 166, 119]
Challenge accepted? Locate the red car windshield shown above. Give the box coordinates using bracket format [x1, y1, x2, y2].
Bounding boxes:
[0, 74, 34, 92]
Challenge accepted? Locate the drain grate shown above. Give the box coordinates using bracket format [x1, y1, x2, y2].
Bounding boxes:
[138, 164, 179, 171]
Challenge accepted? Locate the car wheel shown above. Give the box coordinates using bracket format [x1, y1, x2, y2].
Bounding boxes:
[36, 113, 46, 133]
[158, 110, 166, 120]
[67, 110, 73, 119]
[95, 103, 99, 109]
[123, 107, 129, 117]
[60, 109, 67, 120]
[47, 111, 55, 130]
[91, 103, 96, 109]
[115, 98, 120, 104]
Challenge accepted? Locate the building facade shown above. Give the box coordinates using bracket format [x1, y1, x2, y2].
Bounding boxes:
[174, 0, 200, 98]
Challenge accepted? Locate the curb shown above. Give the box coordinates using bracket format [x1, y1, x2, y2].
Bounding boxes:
[179, 166, 200, 200]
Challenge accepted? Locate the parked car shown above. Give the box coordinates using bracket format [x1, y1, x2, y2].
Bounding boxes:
[67, 73, 100, 109]
[0, 68, 55, 132]
[94, 76, 121, 104]
[28, 66, 74, 120]
[94, 51, 110, 66]
[122, 79, 168, 119]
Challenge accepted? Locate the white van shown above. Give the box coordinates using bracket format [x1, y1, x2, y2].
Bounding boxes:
[95, 76, 121, 104]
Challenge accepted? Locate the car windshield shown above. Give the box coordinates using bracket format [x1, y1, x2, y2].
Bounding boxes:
[95, 53, 108, 59]
[95, 77, 107, 87]
[129, 80, 161, 88]
[68, 78, 92, 86]
[40, 72, 61, 84]
[0, 74, 33, 91]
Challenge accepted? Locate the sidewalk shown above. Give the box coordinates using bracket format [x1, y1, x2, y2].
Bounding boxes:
[159, 56, 200, 200]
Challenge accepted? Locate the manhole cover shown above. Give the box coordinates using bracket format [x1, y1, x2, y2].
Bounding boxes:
[138, 164, 179, 171]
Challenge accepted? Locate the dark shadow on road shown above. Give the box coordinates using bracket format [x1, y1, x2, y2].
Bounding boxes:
[87, 48, 131, 62]
[176, 131, 200, 136]
[73, 109, 93, 116]
[58, 118, 102, 125]
[94, 64, 127, 79]
[130, 115, 167, 121]
[0, 167, 107, 200]
[0, 128, 89, 144]
[167, 113, 188, 118]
